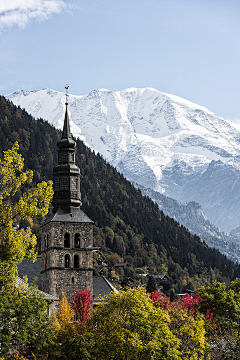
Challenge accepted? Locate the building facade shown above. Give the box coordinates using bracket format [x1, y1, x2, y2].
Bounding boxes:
[41, 99, 93, 300]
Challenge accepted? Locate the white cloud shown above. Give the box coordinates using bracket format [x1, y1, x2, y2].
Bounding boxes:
[0, 0, 67, 30]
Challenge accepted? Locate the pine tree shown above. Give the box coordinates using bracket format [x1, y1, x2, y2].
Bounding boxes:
[146, 276, 157, 293]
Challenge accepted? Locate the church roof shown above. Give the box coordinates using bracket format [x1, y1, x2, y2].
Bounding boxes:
[18, 260, 117, 304]
[18, 257, 41, 288]
[42, 207, 94, 226]
[93, 276, 118, 305]
[15, 276, 58, 301]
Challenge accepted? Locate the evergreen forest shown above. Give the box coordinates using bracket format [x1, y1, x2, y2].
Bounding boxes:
[1, 95, 240, 297]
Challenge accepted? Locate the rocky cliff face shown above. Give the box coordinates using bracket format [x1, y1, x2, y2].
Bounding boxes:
[7, 87, 240, 232]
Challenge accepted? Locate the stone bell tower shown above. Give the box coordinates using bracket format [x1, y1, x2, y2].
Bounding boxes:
[41, 88, 93, 300]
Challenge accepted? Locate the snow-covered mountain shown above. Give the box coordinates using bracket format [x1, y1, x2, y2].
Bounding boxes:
[6, 87, 240, 232]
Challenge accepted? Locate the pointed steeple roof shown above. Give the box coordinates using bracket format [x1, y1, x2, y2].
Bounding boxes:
[57, 100, 75, 149]
[62, 102, 71, 139]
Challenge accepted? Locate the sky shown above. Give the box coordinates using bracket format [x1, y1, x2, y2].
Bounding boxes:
[1, 0, 240, 121]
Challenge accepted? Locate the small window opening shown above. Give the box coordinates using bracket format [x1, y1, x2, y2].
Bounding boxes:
[75, 233, 80, 248]
[65, 254, 70, 268]
[61, 177, 69, 190]
[55, 177, 59, 190]
[64, 233, 70, 248]
[74, 255, 79, 268]
[63, 152, 68, 163]
[71, 276, 75, 284]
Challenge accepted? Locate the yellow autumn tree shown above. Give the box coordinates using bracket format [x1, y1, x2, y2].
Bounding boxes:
[0, 142, 53, 284]
[51, 292, 91, 359]
[91, 287, 180, 360]
[169, 307, 208, 360]
[53, 292, 76, 336]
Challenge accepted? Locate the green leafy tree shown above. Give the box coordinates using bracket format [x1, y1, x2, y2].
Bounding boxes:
[0, 281, 55, 358]
[0, 142, 53, 284]
[90, 287, 180, 360]
[198, 279, 240, 359]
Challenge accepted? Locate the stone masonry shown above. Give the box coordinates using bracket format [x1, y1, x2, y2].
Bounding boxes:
[41, 97, 93, 301]
[41, 220, 93, 300]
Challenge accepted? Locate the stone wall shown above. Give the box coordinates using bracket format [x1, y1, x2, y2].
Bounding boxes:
[41, 221, 93, 300]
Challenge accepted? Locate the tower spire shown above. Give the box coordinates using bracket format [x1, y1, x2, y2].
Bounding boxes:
[41, 84, 93, 302]
[52, 85, 82, 213]
[62, 85, 71, 139]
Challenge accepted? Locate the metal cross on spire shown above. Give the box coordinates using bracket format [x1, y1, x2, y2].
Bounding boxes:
[65, 84, 69, 105]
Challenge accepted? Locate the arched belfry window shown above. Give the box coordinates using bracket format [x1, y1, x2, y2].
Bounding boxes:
[74, 255, 79, 268]
[64, 233, 70, 248]
[65, 254, 70, 268]
[75, 233, 80, 248]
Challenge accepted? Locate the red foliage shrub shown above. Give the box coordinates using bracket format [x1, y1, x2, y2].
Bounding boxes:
[151, 290, 173, 310]
[151, 290, 215, 328]
[71, 287, 93, 323]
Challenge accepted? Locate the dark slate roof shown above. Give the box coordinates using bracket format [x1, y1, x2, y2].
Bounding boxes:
[15, 277, 58, 301]
[93, 276, 118, 304]
[62, 103, 71, 139]
[114, 262, 130, 267]
[151, 275, 168, 279]
[42, 207, 94, 226]
[18, 260, 117, 304]
[18, 257, 41, 289]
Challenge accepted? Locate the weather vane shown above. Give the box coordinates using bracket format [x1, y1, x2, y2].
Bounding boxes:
[65, 84, 69, 104]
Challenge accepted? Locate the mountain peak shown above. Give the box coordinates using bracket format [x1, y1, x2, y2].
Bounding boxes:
[6, 87, 240, 232]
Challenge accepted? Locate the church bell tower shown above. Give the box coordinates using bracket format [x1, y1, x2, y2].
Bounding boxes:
[41, 87, 93, 300]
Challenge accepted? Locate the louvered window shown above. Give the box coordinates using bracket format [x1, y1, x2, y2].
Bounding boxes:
[63, 152, 68, 162]
[61, 177, 69, 190]
[55, 178, 59, 190]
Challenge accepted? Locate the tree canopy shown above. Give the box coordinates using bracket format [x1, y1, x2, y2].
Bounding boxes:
[0, 141, 53, 285]
[0, 281, 55, 358]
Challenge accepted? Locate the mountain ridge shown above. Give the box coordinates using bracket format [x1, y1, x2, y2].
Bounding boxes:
[1, 94, 240, 293]
[6, 87, 240, 232]
[138, 184, 240, 263]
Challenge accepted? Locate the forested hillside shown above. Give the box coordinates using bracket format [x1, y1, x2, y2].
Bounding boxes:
[139, 185, 240, 263]
[1, 95, 240, 297]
